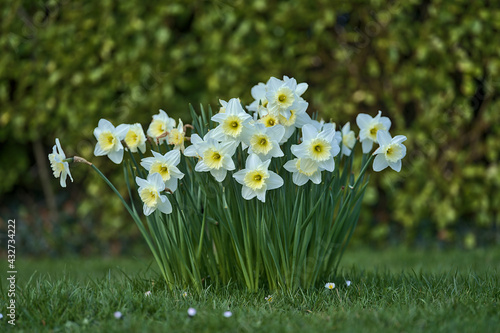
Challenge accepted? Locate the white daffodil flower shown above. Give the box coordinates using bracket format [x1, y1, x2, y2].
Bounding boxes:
[211, 98, 252, 143]
[147, 109, 176, 144]
[243, 122, 285, 160]
[325, 282, 335, 290]
[93, 119, 127, 164]
[247, 82, 268, 114]
[259, 111, 280, 128]
[291, 124, 340, 172]
[48, 138, 73, 187]
[265, 76, 300, 119]
[356, 111, 391, 154]
[135, 173, 172, 216]
[117, 123, 147, 153]
[194, 138, 237, 182]
[340, 122, 356, 156]
[278, 99, 311, 143]
[233, 154, 284, 202]
[140, 150, 184, 192]
[283, 157, 322, 186]
[372, 130, 407, 172]
[283, 75, 309, 96]
[167, 119, 186, 150]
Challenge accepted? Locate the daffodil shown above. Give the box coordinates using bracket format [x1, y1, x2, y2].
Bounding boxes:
[147, 109, 176, 143]
[117, 123, 146, 153]
[259, 112, 280, 128]
[194, 137, 237, 182]
[277, 99, 311, 143]
[243, 122, 285, 160]
[372, 130, 407, 172]
[265, 76, 300, 119]
[356, 111, 391, 153]
[340, 122, 356, 156]
[284, 157, 322, 186]
[167, 119, 186, 150]
[140, 150, 184, 192]
[135, 173, 172, 216]
[48, 138, 73, 187]
[233, 154, 283, 202]
[211, 98, 252, 143]
[291, 124, 340, 172]
[93, 119, 127, 164]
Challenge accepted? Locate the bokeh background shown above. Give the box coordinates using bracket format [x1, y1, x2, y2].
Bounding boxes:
[1, 0, 499, 257]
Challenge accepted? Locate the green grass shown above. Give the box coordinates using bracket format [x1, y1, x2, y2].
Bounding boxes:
[2, 247, 499, 332]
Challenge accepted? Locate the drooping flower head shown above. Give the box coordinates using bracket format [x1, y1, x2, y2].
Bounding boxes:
[147, 109, 176, 144]
[340, 122, 356, 156]
[233, 154, 284, 202]
[136, 173, 172, 216]
[48, 138, 73, 187]
[140, 150, 184, 192]
[93, 119, 127, 164]
[356, 111, 391, 153]
[372, 130, 407, 172]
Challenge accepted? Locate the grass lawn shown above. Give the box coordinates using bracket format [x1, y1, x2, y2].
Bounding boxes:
[1, 246, 499, 332]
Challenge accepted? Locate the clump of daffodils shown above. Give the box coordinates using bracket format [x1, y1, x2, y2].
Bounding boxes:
[48, 75, 407, 292]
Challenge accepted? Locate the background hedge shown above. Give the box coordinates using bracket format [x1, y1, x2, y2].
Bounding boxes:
[1, 0, 499, 256]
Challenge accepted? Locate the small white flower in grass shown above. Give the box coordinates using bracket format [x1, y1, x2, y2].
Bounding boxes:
[325, 282, 335, 290]
[187, 308, 197, 317]
[141, 150, 184, 192]
[223, 311, 232, 318]
[114, 311, 123, 319]
[243, 122, 285, 160]
[182, 291, 188, 297]
[118, 123, 147, 153]
[93, 119, 127, 164]
[147, 109, 176, 143]
[372, 130, 407, 172]
[211, 98, 252, 143]
[145, 291, 152, 296]
[340, 122, 356, 157]
[167, 119, 186, 150]
[48, 138, 73, 187]
[356, 111, 391, 153]
[346, 280, 351, 287]
[0, 313, 3, 319]
[194, 137, 237, 182]
[233, 154, 284, 203]
[284, 157, 322, 186]
[136, 173, 172, 216]
[291, 124, 340, 172]
[265, 295, 273, 302]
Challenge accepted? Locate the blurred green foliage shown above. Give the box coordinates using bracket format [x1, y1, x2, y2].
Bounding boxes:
[1, 0, 499, 255]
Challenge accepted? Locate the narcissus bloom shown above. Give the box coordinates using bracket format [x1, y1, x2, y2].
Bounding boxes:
[211, 98, 252, 143]
[167, 119, 186, 150]
[372, 130, 407, 172]
[140, 150, 184, 192]
[284, 157, 322, 186]
[147, 109, 176, 143]
[265, 76, 300, 119]
[356, 111, 391, 153]
[291, 124, 340, 172]
[48, 138, 73, 187]
[194, 137, 237, 182]
[233, 154, 283, 202]
[93, 119, 127, 164]
[244, 122, 285, 160]
[136, 173, 172, 216]
[118, 123, 146, 153]
[340, 122, 356, 156]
